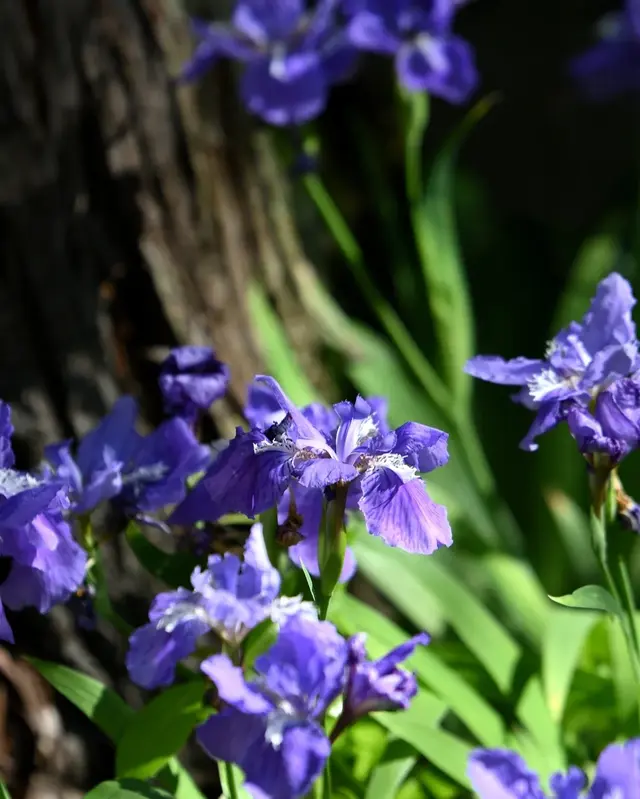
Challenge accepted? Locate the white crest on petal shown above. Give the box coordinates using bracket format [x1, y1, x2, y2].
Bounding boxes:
[527, 368, 570, 403]
[269, 595, 318, 625]
[157, 601, 212, 633]
[254, 438, 297, 456]
[123, 462, 168, 485]
[0, 468, 40, 498]
[367, 453, 418, 483]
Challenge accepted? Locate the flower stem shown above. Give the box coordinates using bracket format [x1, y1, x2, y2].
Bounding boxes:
[222, 761, 239, 799]
[591, 502, 640, 723]
[303, 170, 523, 554]
[317, 487, 348, 620]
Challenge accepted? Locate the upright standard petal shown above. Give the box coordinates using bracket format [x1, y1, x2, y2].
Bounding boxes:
[233, 0, 304, 43]
[580, 272, 636, 352]
[358, 467, 451, 554]
[255, 377, 328, 449]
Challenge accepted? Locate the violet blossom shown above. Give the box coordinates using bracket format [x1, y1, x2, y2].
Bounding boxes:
[468, 738, 640, 798]
[45, 397, 210, 515]
[344, 0, 478, 102]
[126, 523, 315, 689]
[170, 375, 451, 556]
[180, 0, 356, 126]
[330, 631, 428, 740]
[465, 273, 640, 453]
[159, 345, 230, 421]
[197, 614, 348, 799]
[0, 402, 87, 642]
[571, 0, 640, 101]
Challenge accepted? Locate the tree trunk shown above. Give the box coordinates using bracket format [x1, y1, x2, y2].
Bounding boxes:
[0, 0, 327, 794]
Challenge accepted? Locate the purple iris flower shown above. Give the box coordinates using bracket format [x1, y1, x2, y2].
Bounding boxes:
[566, 377, 640, 467]
[344, 0, 478, 102]
[126, 523, 315, 689]
[197, 615, 348, 799]
[159, 346, 230, 421]
[244, 383, 383, 582]
[468, 738, 640, 798]
[171, 375, 451, 556]
[465, 273, 640, 452]
[571, 1, 640, 101]
[180, 0, 356, 126]
[0, 402, 87, 642]
[45, 397, 210, 515]
[329, 631, 428, 740]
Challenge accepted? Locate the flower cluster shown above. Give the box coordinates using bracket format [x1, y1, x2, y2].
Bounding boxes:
[465, 273, 640, 471]
[468, 740, 640, 797]
[180, 0, 478, 126]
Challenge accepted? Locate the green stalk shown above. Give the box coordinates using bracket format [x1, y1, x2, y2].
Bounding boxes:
[303, 170, 522, 552]
[591, 501, 640, 722]
[302, 172, 450, 415]
[222, 762, 239, 799]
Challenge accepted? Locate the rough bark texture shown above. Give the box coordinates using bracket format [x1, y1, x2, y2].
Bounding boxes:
[0, 0, 327, 793]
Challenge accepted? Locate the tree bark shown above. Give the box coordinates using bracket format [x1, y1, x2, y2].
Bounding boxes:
[0, 0, 327, 793]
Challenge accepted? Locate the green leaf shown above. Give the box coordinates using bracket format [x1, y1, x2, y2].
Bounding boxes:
[29, 658, 133, 741]
[330, 592, 505, 748]
[247, 282, 318, 405]
[116, 680, 210, 780]
[375, 706, 472, 789]
[409, 96, 497, 413]
[219, 763, 252, 799]
[351, 533, 561, 764]
[352, 535, 519, 693]
[365, 739, 417, 799]
[549, 585, 621, 615]
[84, 780, 173, 799]
[243, 618, 279, 671]
[479, 555, 550, 648]
[30, 660, 204, 799]
[516, 677, 566, 777]
[542, 608, 599, 724]
[607, 616, 637, 725]
[0, 781, 11, 799]
[545, 490, 598, 582]
[125, 522, 200, 588]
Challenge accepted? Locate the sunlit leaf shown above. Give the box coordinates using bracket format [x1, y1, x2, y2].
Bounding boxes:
[116, 680, 210, 780]
[365, 739, 417, 799]
[542, 608, 599, 723]
[549, 586, 621, 615]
